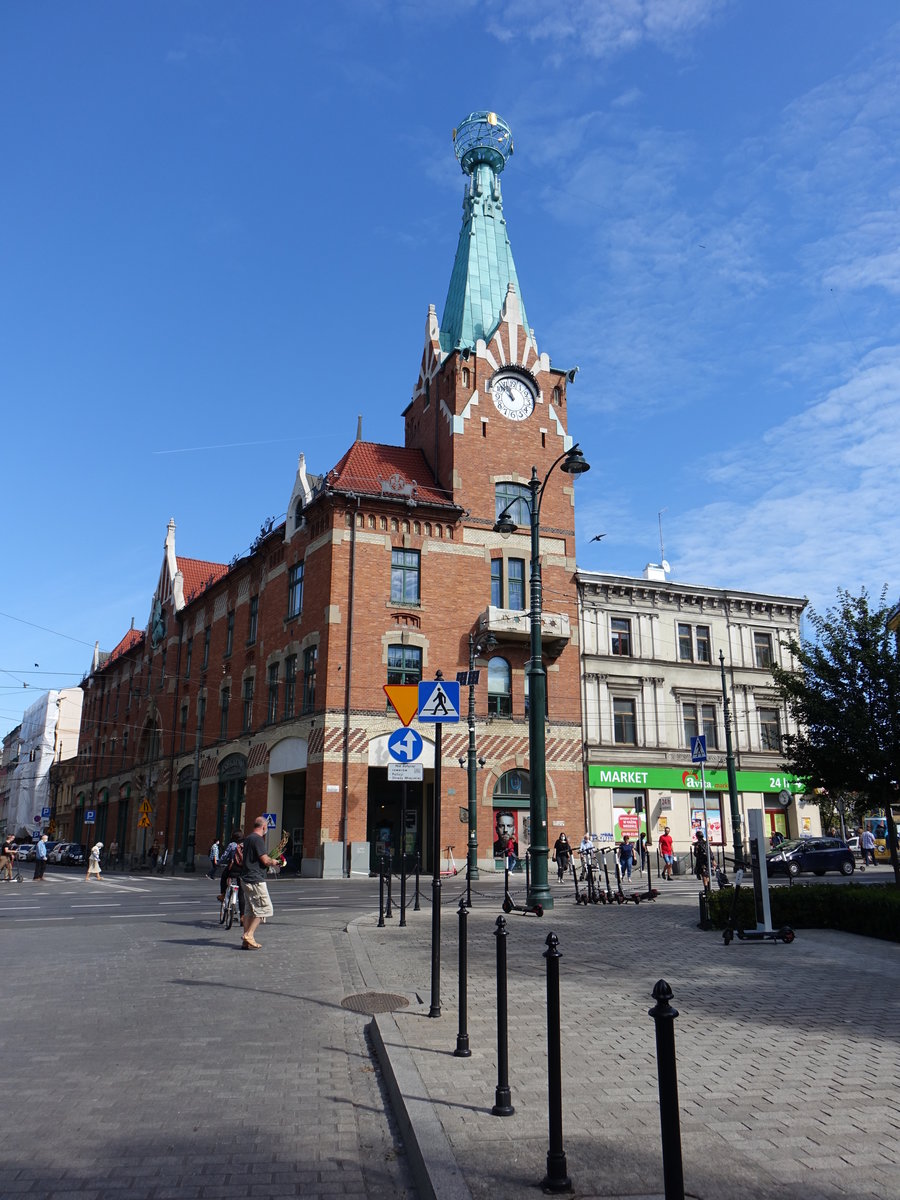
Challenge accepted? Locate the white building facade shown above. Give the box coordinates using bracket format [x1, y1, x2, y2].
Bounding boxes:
[5, 689, 83, 839]
[578, 567, 820, 866]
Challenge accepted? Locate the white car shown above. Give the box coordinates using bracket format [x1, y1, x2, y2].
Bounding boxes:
[48, 842, 74, 864]
[17, 843, 37, 862]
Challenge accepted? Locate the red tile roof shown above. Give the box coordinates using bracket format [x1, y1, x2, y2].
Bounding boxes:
[177, 557, 229, 603]
[99, 627, 144, 672]
[325, 442, 455, 507]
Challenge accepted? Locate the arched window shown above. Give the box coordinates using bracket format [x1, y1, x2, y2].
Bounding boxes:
[495, 481, 531, 526]
[487, 657, 512, 716]
[493, 768, 530, 804]
[461, 366, 470, 388]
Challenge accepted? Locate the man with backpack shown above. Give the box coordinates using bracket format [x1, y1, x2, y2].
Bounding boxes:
[217, 829, 245, 920]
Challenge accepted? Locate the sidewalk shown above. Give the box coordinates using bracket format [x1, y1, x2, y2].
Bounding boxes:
[349, 876, 900, 1200]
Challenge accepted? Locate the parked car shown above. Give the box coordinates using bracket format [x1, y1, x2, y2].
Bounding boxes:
[16, 843, 36, 862]
[766, 836, 854, 878]
[62, 844, 86, 867]
[48, 841, 75, 864]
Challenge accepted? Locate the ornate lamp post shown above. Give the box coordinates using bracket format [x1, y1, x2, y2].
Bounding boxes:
[462, 630, 496, 883]
[493, 444, 590, 910]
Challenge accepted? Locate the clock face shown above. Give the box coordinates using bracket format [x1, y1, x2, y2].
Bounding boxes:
[491, 374, 535, 421]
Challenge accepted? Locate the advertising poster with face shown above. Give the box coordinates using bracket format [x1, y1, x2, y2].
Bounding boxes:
[691, 808, 723, 844]
[493, 809, 519, 864]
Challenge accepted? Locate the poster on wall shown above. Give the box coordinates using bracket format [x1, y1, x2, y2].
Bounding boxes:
[613, 807, 647, 844]
[493, 808, 520, 867]
[691, 808, 723, 845]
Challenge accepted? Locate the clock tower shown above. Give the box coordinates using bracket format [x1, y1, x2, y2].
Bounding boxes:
[404, 110, 578, 531]
[403, 111, 585, 866]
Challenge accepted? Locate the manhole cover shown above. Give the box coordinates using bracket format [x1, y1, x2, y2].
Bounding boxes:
[341, 991, 410, 1014]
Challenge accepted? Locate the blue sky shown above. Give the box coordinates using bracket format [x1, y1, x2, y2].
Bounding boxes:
[3, 0, 900, 738]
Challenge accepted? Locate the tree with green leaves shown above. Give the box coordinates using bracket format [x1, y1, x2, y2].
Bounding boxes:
[772, 587, 900, 887]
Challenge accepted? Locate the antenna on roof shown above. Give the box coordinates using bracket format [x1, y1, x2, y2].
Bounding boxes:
[356, 415, 363, 442]
[658, 508, 670, 574]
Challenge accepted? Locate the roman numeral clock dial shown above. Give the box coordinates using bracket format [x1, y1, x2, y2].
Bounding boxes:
[491, 372, 535, 421]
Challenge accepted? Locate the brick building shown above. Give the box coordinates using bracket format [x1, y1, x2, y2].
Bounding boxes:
[74, 111, 588, 876]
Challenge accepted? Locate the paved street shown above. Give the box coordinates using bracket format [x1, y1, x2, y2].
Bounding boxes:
[0, 870, 417, 1199]
[2, 865, 898, 1200]
[357, 867, 900, 1200]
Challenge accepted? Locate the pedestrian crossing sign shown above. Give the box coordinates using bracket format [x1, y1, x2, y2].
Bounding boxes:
[137, 814, 152, 829]
[417, 680, 460, 723]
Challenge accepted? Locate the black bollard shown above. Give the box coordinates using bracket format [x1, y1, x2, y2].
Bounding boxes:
[454, 896, 471, 1057]
[541, 932, 572, 1193]
[649, 980, 685, 1200]
[377, 854, 385, 928]
[385, 847, 394, 919]
[399, 846, 407, 928]
[414, 850, 421, 911]
[491, 916, 514, 1116]
[466, 859, 472, 909]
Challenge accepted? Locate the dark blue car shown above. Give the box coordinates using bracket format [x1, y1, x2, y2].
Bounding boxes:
[766, 836, 854, 878]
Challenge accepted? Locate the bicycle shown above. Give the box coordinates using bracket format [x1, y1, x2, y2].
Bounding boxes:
[219, 877, 241, 930]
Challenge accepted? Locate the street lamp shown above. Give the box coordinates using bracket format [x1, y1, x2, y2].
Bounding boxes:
[493, 444, 590, 910]
[463, 630, 497, 886]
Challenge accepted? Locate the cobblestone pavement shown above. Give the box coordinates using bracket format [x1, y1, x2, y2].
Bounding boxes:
[0, 875, 418, 1199]
[352, 872, 900, 1200]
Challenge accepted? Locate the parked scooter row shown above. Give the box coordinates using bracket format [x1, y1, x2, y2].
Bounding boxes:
[572, 846, 658, 906]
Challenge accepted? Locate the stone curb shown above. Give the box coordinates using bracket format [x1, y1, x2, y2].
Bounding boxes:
[348, 919, 474, 1200]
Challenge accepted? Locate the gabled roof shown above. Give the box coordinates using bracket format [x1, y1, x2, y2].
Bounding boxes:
[98, 627, 144, 672]
[177, 557, 229, 603]
[325, 442, 455, 507]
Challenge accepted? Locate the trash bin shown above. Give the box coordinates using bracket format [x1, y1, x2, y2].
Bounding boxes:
[672, 855, 683, 876]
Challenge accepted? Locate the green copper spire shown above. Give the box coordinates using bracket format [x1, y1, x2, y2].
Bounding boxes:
[439, 111, 530, 355]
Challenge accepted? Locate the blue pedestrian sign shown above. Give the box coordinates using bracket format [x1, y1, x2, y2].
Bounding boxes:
[690, 735, 707, 763]
[417, 680, 460, 723]
[388, 727, 423, 763]
[263, 813, 277, 829]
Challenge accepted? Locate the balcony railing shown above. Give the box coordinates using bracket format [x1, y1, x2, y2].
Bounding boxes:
[475, 606, 571, 645]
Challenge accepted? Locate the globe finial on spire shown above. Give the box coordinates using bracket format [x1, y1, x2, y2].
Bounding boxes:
[452, 111, 514, 175]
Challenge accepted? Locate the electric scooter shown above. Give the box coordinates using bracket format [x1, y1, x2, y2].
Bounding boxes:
[500, 858, 544, 917]
[721, 870, 795, 945]
[598, 845, 616, 903]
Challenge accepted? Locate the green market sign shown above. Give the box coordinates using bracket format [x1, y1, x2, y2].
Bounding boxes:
[588, 764, 804, 794]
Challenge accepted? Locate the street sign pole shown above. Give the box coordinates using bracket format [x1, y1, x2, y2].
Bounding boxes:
[429, 717, 443, 1018]
[700, 760, 711, 896]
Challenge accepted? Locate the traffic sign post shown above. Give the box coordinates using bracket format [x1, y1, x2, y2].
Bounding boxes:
[690, 735, 707, 763]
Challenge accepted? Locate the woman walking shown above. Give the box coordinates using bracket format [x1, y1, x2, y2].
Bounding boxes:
[553, 833, 572, 882]
[85, 841, 104, 882]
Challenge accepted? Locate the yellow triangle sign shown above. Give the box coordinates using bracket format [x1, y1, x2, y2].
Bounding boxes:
[383, 684, 419, 727]
[137, 814, 152, 829]
[139, 800, 153, 814]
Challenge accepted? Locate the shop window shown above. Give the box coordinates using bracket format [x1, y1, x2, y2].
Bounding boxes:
[759, 706, 781, 751]
[488, 658, 512, 716]
[611, 617, 632, 657]
[613, 698, 637, 745]
[754, 631, 773, 669]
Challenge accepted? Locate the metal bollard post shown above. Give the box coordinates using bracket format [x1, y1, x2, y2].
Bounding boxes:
[649, 980, 684, 1199]
[541, 932, 572, 1193]
[385, 847, 394, 919]
[491, 916, 514, 1116]
[466, 859, 472, 909]
[377, 855, 385, 928]
[399, 848, 407, 928]
[454, 896, 471, 1057]
[698, 891, 711, 930]
[414, 851, 421, 911]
